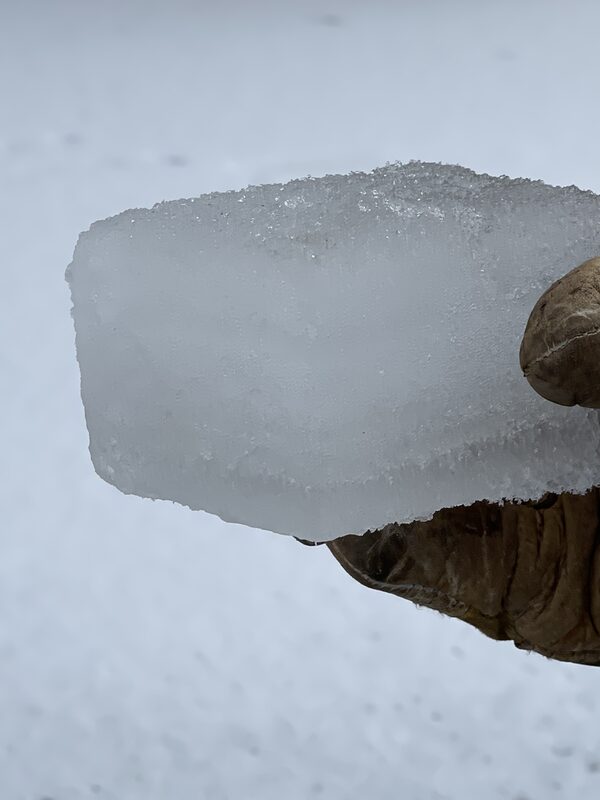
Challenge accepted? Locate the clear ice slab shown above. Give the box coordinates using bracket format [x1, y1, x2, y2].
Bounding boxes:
[67, 162, 600, 540]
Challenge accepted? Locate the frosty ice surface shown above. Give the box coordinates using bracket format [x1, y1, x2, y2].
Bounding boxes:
[67, 162, 600, 539]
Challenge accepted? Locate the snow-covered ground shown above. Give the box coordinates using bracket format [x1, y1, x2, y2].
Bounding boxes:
[4, 1, 600, 797]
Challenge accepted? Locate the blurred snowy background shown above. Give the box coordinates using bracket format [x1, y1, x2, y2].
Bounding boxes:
[3, 1, 600, 798]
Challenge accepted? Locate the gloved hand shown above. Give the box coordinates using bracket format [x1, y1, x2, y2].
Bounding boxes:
[322, 258, 600, 667]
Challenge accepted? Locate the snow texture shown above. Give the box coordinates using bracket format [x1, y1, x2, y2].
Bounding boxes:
[8, 1, 600, 798]
[69, 162, 600, 540]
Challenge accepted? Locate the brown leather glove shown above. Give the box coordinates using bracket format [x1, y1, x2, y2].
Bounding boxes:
[326, 489, 600, 666]
[314, 258, 600, 667]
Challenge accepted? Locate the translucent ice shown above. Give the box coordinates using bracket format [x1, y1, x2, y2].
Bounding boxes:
[67, 162, 600, 540]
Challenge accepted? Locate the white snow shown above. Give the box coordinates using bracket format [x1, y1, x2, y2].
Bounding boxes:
[6, 1, 600, 798]
[69, 163, 600, 539]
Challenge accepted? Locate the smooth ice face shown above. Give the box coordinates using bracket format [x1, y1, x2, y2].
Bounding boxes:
[67, 162, 600, 540]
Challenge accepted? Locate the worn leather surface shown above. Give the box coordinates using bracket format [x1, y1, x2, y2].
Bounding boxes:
[327, 489, 600, 666]
[519, 257, 600, 408]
